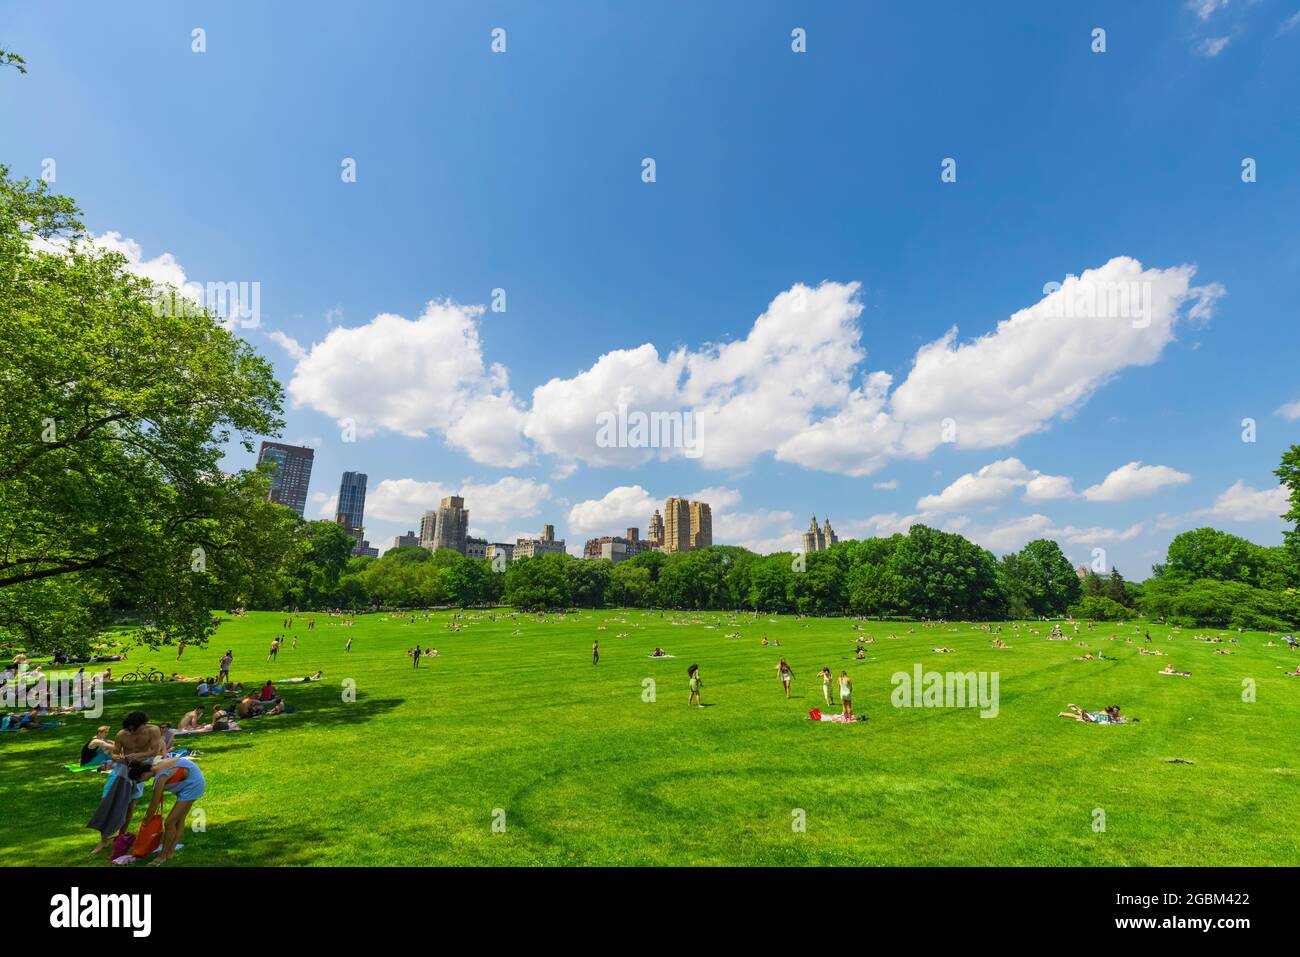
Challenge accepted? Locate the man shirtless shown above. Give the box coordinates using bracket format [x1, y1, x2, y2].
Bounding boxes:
[92, 712, 164, 853]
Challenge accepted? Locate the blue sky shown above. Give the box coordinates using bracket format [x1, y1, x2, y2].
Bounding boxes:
[4, 0, 1298, 577]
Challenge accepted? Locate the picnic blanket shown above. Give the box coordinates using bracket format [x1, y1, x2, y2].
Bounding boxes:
[646, 654, 676, 659]
[807, 709, 863, 723]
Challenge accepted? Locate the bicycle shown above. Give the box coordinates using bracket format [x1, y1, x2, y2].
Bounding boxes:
[119, 662, 165, 683]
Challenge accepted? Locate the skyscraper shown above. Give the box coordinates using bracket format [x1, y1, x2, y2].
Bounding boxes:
[689, 501, 712, 549]
[335, 471, 367, 538]
[663, 497, 691, 553]
[648, 509, 664, 549]
[431, 495, 469, 555]
[257, 441, 314, 516]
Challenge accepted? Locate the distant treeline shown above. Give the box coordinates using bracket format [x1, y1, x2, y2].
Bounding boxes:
[250, 522, 1300, 630]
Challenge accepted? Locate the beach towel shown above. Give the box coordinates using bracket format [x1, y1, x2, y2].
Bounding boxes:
[646, 654, 676, 659]
[807, 709, 861, 723]
[64, 762, 108, 773]
[86, 773, 134, 839]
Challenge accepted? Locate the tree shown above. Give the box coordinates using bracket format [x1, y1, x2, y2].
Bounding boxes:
[0, 166, 285, 654]
[1277, 445, 1300, 555]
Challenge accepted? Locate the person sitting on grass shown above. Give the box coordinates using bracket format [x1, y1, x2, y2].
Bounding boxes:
[258, 680, 277, 702]
[127, 756, 206, 866]
[79, 725, 115, 768]
[236, 696, 264, 719]
[992, 638, 1008, 649]
[651, 647, 669, 658]
[195, 678, 211, 696]
[178, 707, 205, 732]
[855, 646, 866, 660]
[1159, 664, 1192, 676]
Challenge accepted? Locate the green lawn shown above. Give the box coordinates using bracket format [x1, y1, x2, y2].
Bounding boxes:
[3, 609, 1298, 865]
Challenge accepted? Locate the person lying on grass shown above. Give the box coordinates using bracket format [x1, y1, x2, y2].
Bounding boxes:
[1159, 664, 1192, 676]
[276, 671, 323, 683]
[128, 756, 206, 866]
[1058, 704, 1136, 724]
[932, 647, 955, 654]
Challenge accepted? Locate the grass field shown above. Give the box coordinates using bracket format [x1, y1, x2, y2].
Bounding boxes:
[3, 609, 1299, 866]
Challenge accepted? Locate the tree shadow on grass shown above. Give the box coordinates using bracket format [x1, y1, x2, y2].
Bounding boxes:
[0, 686, 405, 790]
[167, 815, 339, 867]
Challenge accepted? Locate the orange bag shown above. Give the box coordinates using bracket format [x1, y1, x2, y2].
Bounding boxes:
[132, 814, 164, 857]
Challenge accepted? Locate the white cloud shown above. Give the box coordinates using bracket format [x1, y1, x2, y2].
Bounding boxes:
[268, 330, 307, 361]
[1205, 480, 1288, 522]
[889, 258, 1223, 458]
[285, 300, 530, 468]
[1198, 35, 1231, 56]
[917, 458, 1074, 512]
[276, 257, 1222, 480]
[873, 479, 898, 490]
[1275, 400, 1300, 421]
[1189, 0, 1228, 20]
[566, 485, 659, 536]
[1280, 11, 1300, 35]
[1081, 461, 1192, 502]
[1024, 473, 1077, 503]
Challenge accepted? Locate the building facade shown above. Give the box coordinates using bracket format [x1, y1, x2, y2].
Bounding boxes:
[514, 524, 566, 559]
[582, 529, 648, 564]
[465, 537, 487, 560]
[647, 510, 664, 549]
[660, 497, 711, 553]
[257, 441, 314, 516]
[392, 531, 420, 550]
[689, 501, 712, 549]
[486, 542, 515, 564]
[419, 495, 470, 555]
[335, 471, 368, 537]
[801, 515, 838, 553]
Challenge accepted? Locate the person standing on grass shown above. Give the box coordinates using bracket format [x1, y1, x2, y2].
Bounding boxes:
[345, 635, 353, 653]
[267, 638, 279, 662]
[817, 667, 835, 707]
[292, 635, 298, 651]
[218, 650, 232, 683]
[413, 645, 421, 668]
[839, 671, 853, 721]
[176, 639, 185, 660]
[688, 664, 702, 707]
[776, 658, 794, 699]
[592, 640, 599, 665]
